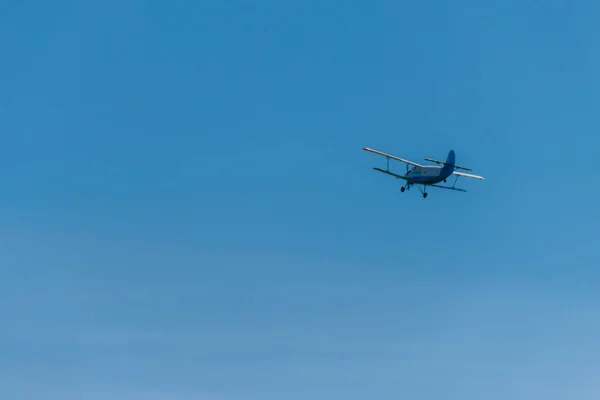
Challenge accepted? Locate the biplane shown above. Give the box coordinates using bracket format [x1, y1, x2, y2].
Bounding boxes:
[363, 147, 484, 198]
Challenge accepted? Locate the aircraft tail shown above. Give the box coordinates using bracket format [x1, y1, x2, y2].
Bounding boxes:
[441, 150, 455, 174]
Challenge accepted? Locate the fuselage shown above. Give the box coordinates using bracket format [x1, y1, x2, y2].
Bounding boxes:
[405, 165, 453, 185]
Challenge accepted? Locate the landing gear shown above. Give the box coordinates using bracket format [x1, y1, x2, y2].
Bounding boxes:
[415, 184, 428, 199]
[400, 187, 405, 193]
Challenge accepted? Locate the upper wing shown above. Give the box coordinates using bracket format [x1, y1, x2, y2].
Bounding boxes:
[453, 171, 485, 180]
[424, 157, 472, 171]
[363, 147, 422, 167]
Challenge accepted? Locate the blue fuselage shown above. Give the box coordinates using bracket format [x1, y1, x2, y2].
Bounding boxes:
[405, 165, 453, 185]
[405, 148, 456, 185]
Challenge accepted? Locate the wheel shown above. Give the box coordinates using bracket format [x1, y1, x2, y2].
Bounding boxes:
[423, 193, 428, 198]
[400, 187, 405, 193]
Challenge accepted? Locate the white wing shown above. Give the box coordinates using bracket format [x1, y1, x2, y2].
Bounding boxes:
[363, 147, 422, 167]
[453, 171, 485, 180]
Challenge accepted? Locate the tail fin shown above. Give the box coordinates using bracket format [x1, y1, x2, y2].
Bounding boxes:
[441, 150, 455, 174]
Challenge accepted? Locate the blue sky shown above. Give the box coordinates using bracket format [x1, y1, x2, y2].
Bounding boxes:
[1, 0, 600, 398]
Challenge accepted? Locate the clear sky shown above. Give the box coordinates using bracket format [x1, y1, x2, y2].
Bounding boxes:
[1, 1, 600, 399]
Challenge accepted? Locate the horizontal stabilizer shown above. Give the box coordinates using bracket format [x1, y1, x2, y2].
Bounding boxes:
[424, 157, 472, 171]
[453, 171, 485, 180]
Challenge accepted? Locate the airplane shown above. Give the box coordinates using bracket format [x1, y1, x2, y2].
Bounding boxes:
[363, 147, 484, 198]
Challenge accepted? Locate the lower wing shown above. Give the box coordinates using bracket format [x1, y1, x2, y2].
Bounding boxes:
[430, 184, 467, 192]
[372, 167, 409, 180]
